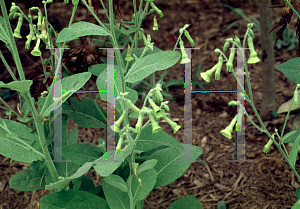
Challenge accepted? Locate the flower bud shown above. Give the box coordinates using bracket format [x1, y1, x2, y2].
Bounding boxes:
[150, 2, 163, 17]
[153, 15, 158, 31]
[226, 48, 235, 72]
[13, 16, 23, 39]
[247, 36, 260, 64]
[125, 44, 134, 62]
[215, 55, 223, 81]
[184, 30, 194, 47]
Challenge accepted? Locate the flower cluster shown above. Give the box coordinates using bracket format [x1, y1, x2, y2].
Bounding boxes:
[111, 84, 181, 155]
[9, 2, 54, 57]
[200, 23, 260, 83]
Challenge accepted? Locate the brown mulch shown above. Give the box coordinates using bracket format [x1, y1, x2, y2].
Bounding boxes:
[1, 0, 300, 208]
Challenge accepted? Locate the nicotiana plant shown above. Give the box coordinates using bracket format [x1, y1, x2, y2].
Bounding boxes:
[0, 0, 204, 208]
[200, 0, 300, 206]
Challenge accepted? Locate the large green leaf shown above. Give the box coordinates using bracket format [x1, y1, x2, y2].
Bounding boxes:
[93, 140, 134, 177]
[45, 162, 94, 191]
[61, 98, 107, 129]
[151, 144, 202, 188]
[130, 168, 157, 201]
[0, 119, 44, 163]
[40, 190, 109, 209]
[276, 57, 300, 84]
[102, 175, 130, 209]
[58, 142, 104, 165]
[0, 16, 9, 44]
[9, 168, 47, 191]
[0, 80, 32, 93]
[132, 126, 183, 152]
[289, 135, 300, 169]
[56, 21, 110, 43]
[168, 195, 203, 209]
[39, 72, 91, 117]
[124, 50, 181, 83]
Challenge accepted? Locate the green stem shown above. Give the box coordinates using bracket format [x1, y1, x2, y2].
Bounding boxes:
[231, 30, 300, 182]
[0, 123, 45, 158]
[0, 50, 17, 81]
[0, 97, 21, 118]
[0, 0, 25, 81]
[0, 0, 58, 181]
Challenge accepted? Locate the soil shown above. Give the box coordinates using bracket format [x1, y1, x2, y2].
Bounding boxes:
[1, 0, 300, 208]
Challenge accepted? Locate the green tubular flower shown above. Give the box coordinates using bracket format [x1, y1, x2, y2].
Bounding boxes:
[142, 34, 154, 50]
[115, 133, 125, 155]
[132, 163, 139, 176]
[28, 24, 37, 40]
[153, 15, 158, 31]
[37, 10, 42, 31]
[148, 97, 165, 118]
[152, 89, 163, 103]
[200, 63, 218, 83]
[162, 114, 181, 134]
[125, 44, 134, 62]
[25, 24, 36, 49]
[220, 115, 237, 139]
[39, 18, 47, 40]
[146, 34, 154, 51]
[138, 28, 144, 40]
[135, 111, 145, 133]
[161, 101, 170, 112]
[110, 110, 127, 133]
[294, 88, 299, 107]
[47, 31, 53, 48]
[179, 39, 191, 64]
[223, 40, 230, 52]
[141, 32, 147, 46]
[263, 138, 274, 154]
[150, 2, 163, 17]
[9, 3, 18, 19]
[228, 101, 238, 106]
[247, 36, 260, 64]
[184, 30, 194, 47]
[126, 99, 140, 114]
[155, 83, 163, 91]
[13, 16, 23, 39]
[31, 37, 42, 56]
[215, 55, 223, 81]
[234, 35, 241, 46]
[147, 109, 162, 133]
[226, 48, 235, 72]
[9, 2, 17, 13]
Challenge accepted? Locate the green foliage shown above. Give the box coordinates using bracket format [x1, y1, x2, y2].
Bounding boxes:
[0, 0, 204, 208]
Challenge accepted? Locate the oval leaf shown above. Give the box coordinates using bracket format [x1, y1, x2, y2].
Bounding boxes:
[275, 57, 300, 84]
[0, 80, 32, 93]
[56, 22, 110, 43]
[124, 51, 181, 83]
